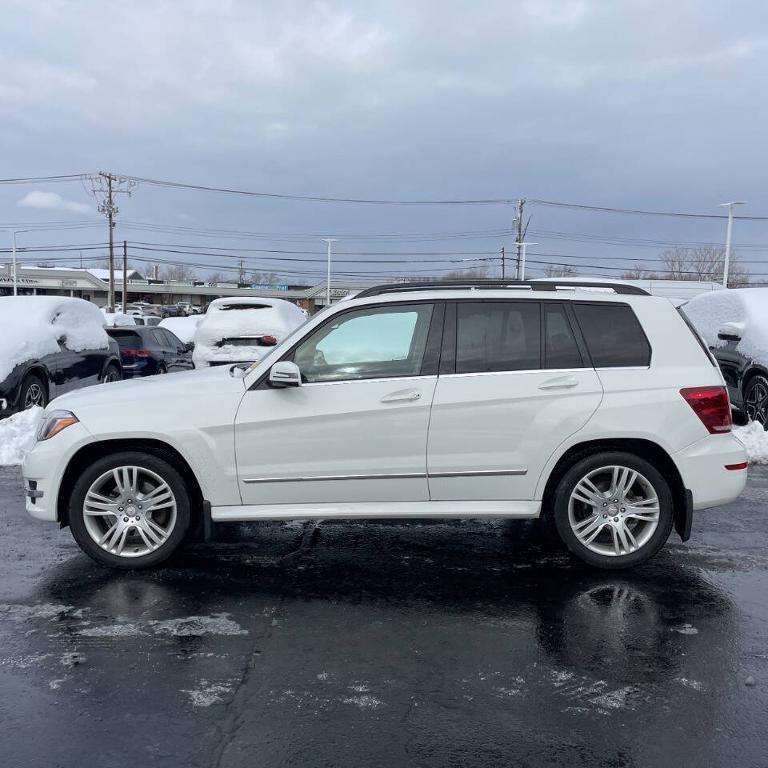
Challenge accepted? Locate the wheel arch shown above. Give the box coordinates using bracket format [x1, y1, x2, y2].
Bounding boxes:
[57, 438, 205, 535]
[540, 438, 690, 542]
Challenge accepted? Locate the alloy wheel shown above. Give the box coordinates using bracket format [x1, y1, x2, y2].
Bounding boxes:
[82, 466, 177, 558]
[568, 465, 660, 557]
[745, 377, 768, 426]
[24, 382, 44, 408]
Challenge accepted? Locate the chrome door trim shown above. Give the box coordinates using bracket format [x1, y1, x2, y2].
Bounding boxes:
[242, 472, 427, 484]
[242, 468, 527, 484]
[428, 469, 527, 478]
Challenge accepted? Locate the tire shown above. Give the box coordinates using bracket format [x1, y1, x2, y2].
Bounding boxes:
[744, 374, 768, 429]
[102, 363, 121, 383]
[157, 364, 167, 375]
[552, 451, 674, 570]
[20, 373, 47, 410]
[68, 451, 191, 569]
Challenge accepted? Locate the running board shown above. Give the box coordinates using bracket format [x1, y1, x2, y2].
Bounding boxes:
[211, 500, 541, 522]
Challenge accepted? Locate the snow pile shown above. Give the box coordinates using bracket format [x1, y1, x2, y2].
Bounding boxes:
[682, 288, 768, 365]
[0, 407, 42, 465]
[0, 297, 109, 382]
[101, 311, 136, 328]
[192, 297, 306, 367]
[734, 422, 768, 464]
[159, 316, 202, 344]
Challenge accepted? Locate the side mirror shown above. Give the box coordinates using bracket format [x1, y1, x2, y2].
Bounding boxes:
[268, 360, 302, 388]
[717, 322, 743, 342]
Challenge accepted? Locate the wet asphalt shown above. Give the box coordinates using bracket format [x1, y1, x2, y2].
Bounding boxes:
[0, 467, 767, 768]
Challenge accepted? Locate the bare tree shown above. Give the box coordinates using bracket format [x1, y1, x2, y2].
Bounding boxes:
[440, 267, 489, 281]
[249, 271, 282, 285]
[659, 246, 749, 287]
[543, 265, 577, 277]
[161, 263, 197, 281]
[206, 271, 227, 284]
[621, 264, 659, 280]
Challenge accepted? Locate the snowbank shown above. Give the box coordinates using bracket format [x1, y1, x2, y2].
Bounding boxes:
[734, 422, 768, 464]
[0, 407, 42, 465]
[682, 288, 768, 365]
[160, 316, 202, 344]
[192, 297, 305, 367]
[0, 297, 109, 382]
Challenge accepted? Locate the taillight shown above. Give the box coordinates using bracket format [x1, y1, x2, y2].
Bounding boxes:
[258, 335, 278, 346]
[680, 386, 732, 434]
[122, 348, 150, 358]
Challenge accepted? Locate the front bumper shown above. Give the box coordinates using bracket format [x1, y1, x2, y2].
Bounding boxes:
[22, 421, 94, 522]
[673, 432, 748, 511]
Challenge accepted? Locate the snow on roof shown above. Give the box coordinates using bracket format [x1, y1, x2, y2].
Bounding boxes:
[682, 288, 768, 366]
[0, 296, 109, 381]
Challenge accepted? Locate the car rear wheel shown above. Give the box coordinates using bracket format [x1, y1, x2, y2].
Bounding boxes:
[744, 374, 768, 429]
[20, 373, 47, 409]
[553, 451, 674, 569]
[102, 363, 121, 383]
[69, 451, 191, 569]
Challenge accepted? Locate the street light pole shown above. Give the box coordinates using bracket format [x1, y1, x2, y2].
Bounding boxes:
[12, 231, 18, 296]
[720, 202, 745, 287]
[322, 238, 337, 306]
[518, 242, 538, 280]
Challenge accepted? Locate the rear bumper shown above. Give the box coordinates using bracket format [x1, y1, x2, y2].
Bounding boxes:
[673, 433, 748, 511]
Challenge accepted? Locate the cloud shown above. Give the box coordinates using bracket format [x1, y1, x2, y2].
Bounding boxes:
[17, 190, 92, 214]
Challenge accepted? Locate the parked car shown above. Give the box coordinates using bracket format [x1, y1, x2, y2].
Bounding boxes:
[106, 326, 194, 378]
[682, 287, 768, 428]
[192, 296, 306, 368]
[133, 315, 161, 327]
[23, 280, 746, 570]
[159, 316, 202, 346]
[0, 296, 121, 415]
[175, 302, 201, 316]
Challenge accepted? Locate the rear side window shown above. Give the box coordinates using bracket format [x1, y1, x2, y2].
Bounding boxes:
[544, 304, 584, 369]
[573, 303, 651, 367]
[150, 330, 167, 347]
[456, 301, 541, 373]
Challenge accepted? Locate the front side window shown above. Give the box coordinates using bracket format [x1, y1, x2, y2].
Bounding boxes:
[456, 301, 541, 374]
[573, 303, 651, 367]
[293, 304, 434, 383]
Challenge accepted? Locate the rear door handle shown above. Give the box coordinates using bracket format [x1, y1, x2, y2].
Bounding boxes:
[538, 376, 579, 391]
[381, 388, 422, 403]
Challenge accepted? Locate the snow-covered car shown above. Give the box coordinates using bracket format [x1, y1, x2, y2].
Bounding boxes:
[159, 316, 202, 345]
[192, 297, 306, 368]
[101, 311, 136, 328]
[0, 296, 121, 415]
[682, 287, 768, 428]
[23, 280, 747, 570]
[132, 315, 161, 327]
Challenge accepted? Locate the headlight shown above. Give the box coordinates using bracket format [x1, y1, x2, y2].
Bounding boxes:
[37, 410, 79, 441]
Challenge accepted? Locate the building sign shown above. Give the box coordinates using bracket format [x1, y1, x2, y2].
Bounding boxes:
[0, 276, 38, 285]
[251, 283, 289, 291]
[60, 279, 78, 288]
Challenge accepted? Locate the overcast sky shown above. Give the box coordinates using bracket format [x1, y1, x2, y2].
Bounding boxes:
[2, 0, 768, 282]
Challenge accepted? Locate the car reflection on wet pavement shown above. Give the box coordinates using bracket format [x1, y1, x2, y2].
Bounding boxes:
[0, 466, 766, 767]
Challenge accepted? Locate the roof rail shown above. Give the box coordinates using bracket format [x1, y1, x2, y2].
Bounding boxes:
[354, 279, 651, 299]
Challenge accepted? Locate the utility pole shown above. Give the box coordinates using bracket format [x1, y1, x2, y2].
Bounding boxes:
[322, 238, 337, 306]
[517, 242, 538, 281]
[514, 199, 526, 279]
[720, 201, 746, 287]
[238, 258, 246, 285]
[501, 246, 506, 279]
[122, 240, 128, 311]
[87, 172, 137, 311]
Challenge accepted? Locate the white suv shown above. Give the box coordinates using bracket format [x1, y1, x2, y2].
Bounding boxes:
[22, 280, 747, 570]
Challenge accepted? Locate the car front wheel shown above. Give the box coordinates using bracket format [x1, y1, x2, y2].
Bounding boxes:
[553, 451, 674, 569]
[20, 373, 47, 410]
[69, 451, 191, 568]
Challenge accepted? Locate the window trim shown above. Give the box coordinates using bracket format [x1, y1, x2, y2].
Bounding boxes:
[253, 299, 443, 389]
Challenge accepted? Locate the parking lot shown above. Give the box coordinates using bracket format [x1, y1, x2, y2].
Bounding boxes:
[1, 463, 767, 767]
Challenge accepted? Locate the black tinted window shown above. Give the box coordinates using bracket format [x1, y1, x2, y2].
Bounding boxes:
[573, 303, 650, 367]
[108, 330, 142, 349]
[150, 330, 167, 347]
[456, 302, 541, 374]
[544, 304, 583, 369]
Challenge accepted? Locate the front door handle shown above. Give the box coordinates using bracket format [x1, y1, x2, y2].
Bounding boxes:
[538, 376, 579, 391]
[381, 388, 422, 403]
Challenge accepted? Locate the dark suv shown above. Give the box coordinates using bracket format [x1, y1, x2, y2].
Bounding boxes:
[107, 326, 194, 377]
